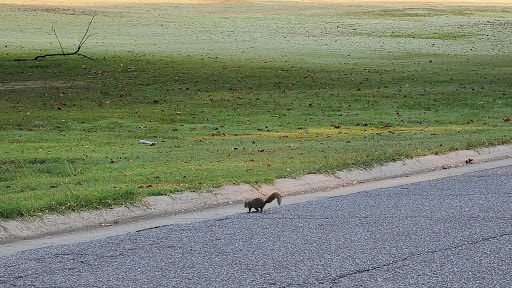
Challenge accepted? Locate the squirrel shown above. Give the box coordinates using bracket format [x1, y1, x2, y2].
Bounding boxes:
[244, 192, 282, 213]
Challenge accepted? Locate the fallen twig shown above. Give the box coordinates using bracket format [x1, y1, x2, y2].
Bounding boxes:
[14, 13, 97, 62]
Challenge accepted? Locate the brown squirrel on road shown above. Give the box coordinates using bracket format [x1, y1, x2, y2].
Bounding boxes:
[244, 192, 282, 213]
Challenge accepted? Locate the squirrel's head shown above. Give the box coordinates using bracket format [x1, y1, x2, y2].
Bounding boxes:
[243, 201, 249, 208]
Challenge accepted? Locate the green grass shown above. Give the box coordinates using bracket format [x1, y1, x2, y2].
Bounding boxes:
[1, 52, 510, 219]
[385, 32, 475, 40]
[0, 2, 511, 219]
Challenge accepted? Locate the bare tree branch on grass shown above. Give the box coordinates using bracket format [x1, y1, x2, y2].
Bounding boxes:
[15, 13, 97, 62]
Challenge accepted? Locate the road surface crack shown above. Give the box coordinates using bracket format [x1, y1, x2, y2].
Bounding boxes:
[320, 230, 512, 284]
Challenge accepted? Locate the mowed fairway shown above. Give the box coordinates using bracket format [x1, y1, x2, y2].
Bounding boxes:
[0, 0, 511, 218]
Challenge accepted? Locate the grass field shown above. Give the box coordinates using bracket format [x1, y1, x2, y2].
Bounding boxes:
[1, 1, 511, 218]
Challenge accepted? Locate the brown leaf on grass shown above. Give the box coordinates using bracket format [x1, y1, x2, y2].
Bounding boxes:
[49, 185, 57, 188]
[75, 182, 83, 186]
[504, 117, 511, 122]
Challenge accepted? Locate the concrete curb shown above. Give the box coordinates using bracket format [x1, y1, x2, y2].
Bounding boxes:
[1, 145, 511, 245]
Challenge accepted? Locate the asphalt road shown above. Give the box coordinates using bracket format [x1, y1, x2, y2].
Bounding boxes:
[1, 165, 512, 287]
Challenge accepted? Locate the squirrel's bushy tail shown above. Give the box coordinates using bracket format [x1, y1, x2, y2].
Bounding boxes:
[265, 192, 283, 205]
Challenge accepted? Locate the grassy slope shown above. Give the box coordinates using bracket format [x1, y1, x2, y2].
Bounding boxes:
[0, 2, 511, 218]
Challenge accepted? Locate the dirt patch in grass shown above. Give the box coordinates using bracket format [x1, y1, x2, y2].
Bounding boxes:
[0, 81, 84, 90]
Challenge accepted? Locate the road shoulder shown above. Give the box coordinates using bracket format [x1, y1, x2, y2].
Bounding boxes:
[1, 145, 511, 256]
